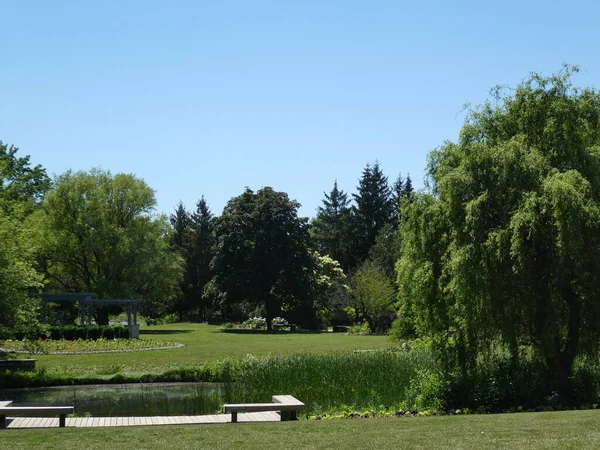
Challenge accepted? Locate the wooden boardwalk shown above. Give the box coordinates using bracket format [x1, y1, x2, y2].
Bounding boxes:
[4, 411, 281, 429]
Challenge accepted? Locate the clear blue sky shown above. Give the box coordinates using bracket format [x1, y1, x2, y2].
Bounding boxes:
[2, 0, 599, 218]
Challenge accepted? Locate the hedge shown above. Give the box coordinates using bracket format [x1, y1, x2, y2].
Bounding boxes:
[0, 325, 129, 340]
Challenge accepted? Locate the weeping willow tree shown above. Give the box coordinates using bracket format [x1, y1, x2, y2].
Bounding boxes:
[397, 66, 600, 400]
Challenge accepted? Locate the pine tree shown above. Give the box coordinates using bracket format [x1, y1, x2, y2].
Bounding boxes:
[310, 180, 352, 270]
[170, 201, 191, 249]
[402, 174, 414, 202]
[391, 173, 405, 226]
[169, 201, 193, 318]
[189, 196, 215, 321]
[352, 161, 393, 263]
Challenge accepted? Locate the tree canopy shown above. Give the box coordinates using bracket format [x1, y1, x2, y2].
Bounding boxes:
[0, 144, 47, 326]
[397, 66, 600, 399]
[352, 161, 393, 263]
[0, 141, 50, 206]
[36, 168, 183, 322]
[213, 187, 313, 330]
[310, 180, 352, 271]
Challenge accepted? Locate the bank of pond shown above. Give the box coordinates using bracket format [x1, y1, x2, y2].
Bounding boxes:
[2, 349, 600, 417]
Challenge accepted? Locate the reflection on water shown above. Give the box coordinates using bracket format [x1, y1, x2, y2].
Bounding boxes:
[0, 383, 245, 417]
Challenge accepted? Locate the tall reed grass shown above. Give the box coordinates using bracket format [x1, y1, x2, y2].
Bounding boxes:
[236, 349, 439, 413]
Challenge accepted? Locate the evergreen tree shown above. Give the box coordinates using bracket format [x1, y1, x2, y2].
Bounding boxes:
[189, 196, 215, 320]
[351, 161, 393, 263]
[402, 174, 414, 202]
[310, 180, 352, 270]
[391, 173, 405, 226]
[169, 202, 193, 318]
[170, 201, 191, 249]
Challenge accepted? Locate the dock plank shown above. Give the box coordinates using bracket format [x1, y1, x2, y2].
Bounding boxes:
[2, 412, 288, 428]
[30, 417, 43, 428]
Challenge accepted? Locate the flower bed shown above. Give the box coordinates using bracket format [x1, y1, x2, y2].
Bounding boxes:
[221, 316, 289, 331]
[0, 338, 184, 355]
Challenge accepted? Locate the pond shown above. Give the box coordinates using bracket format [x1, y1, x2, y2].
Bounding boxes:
[0, 383, 246, 417]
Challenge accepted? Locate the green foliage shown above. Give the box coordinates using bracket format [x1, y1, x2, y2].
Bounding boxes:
[369, 223, 402, 282]
[238, 349, 439, 412]
[347, 322, 371, 335]
[169, 197, 216, 320]
[389, 315, 418, 341]
[0, 325, 130, 340]
[391, 172, 414, 226]
[331, 306, 355, 326]
[398, 65, 600, 400]
[0, 337, 178, 354]
[310, 251, 348, 326]
[0, 141, 50, 206]
[352, 161, 394, 263]
[351, 260, 396, 333]
[241, 317, 267, 330]
[55, 325, 129, 340]
[403, 369, 448, 412]
[189, 197, 216, 320]
[213, 187, 313, 329]
[35, 168, 183, 321]
[0, 202, 44, 327]
[0, 143, 48, 327]
[310, 181, 353, 271]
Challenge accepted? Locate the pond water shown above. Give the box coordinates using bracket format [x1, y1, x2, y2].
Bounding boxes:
[0, 383, 246, 416]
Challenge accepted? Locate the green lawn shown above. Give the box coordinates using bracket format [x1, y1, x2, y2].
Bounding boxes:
[34, 323, 394, 374]
[3, 410, 600, 449]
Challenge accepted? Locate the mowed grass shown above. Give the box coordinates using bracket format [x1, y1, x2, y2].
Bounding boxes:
[4, 410, 600, 450]
[33, 323, 394, 374]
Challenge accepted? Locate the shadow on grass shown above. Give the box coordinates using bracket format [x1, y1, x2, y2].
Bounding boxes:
[217, 329, 326, 335]
[140, 330, 194, 335]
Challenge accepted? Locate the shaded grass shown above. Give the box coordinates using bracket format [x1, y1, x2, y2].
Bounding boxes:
[33, 323, 394, 375]
[2, 410, 600, 449]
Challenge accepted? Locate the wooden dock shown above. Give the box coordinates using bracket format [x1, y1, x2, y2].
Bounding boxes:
[4, 412, 281, 429]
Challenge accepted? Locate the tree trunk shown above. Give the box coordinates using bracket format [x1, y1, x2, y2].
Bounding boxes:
[548, 284, 581, 404]
[365, 314, 376, 334]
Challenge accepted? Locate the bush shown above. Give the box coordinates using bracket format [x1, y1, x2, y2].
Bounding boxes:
[373, 310, 397, 334]
[330, 307, 354, 326]
[348, 322, 371, 335]
[44, 325, 129, 340]
[404, 369, 448, 412]
[389, 316, 417, 341]
[241, 317, 267, 330]
[272, 317, 288, 327]
[0, 325, 49, 341]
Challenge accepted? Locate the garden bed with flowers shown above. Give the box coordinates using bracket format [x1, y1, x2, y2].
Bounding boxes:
[0, 338, 184, 355]
[220, 316, 291, 332]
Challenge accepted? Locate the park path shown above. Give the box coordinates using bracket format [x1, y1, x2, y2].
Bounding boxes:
[5, 411, 281, 429]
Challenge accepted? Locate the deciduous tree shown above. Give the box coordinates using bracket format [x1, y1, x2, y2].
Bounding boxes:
[37, 169, 183, 323]
[213, 187, 312, 330]
[398, 66, 600, 400]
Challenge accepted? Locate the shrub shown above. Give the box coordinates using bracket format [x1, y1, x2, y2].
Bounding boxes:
[241, 317, 267, 330]
[330, 307, 354, 326]
[348, 322, 371, 336]
[389, 316, 417, 341]
[45, 325, 129, 340]
[272, 317, 288, 326]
